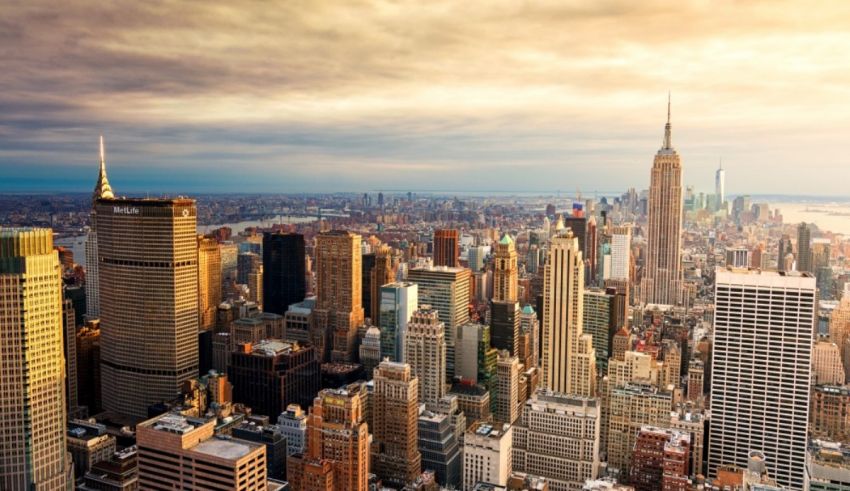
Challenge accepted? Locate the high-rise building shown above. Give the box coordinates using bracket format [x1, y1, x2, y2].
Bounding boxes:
[641, 97, 684, 306]
[370, 245, 395, 322]
[314, 231, 365, 363]
[0, 228, 71, 489]
[229, 340, 320, 417]
[811, 385, 850, 442]
[358, 326, 382, 376]
[418, 408, 462, 488]
[607, 383, 672, 476]
[408, 266, 471, 379]
[232, 421, 288, 481]
[709, 268, 815, 489]
[85, 136, 114, 320]
[491, 234, 522, 356]
[463, 422, 513, 490]
[494, 351, 520, 424]
[288, 386, 370, 491]
[608, 224, 632, 282]
[137, 413, 267, 490]
[238, 251, 261, 285]
[263, 232, 306, 315]
[405, 308, 447, 405]
[541, 230, 596, 397]
[379, 282, 418, 362]
[512, 390, 600, 490]
[220, 241, 239, 296]
[361, 252, 376, 320]
[777, 234, 793, 272]
[583, 289, 615, 373]
[433, 229, 460, 267]
[797, 222, 813, 273]
[629, 426, 690, 491]
[277, 404, 309, 457]
[63, 297, 81, 417]
[813, 340, 846, 385]
[198, 236, 222, 331]
[77, 320, 102, 415]
[371, 361, 422, 487]
[96, 197, 199, 418]
[715, 161, 726, 211]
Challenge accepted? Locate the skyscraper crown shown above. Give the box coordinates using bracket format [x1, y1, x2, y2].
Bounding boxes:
[92, 135, 115, 205]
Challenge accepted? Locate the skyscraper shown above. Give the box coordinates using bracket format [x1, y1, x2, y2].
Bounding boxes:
[96, 197, 199, 418]
[369, 245, 394, 322]
[85, 136, 114, 320]
[408, 265, 471, 379]
[715, 160, 726, 211]
[709, 268, 815, 489]
[378, 282, 418, 362]
[641, 96, 684, 305]
[314, 231, 365, 363]
[263, 232, 306, 315]
[371, 361, 422, 487]
[541, 230, 596, 397]
[491, 234, 521, 356]
[796, 222, 813, 273]
[405, 308, 447, 405]
[198, 236, 222, 331]
[433, 229, 460, 267]
[494, 351, 520, 424]
[0, 228, 71, 489]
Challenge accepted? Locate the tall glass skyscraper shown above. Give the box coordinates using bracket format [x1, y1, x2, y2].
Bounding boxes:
[262, 232, 306, 315]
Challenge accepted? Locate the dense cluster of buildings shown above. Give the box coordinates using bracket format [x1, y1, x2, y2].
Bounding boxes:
[1, 105, 849, 490]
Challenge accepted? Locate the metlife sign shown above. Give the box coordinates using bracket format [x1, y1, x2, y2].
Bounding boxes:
[113, 206, 140, 215]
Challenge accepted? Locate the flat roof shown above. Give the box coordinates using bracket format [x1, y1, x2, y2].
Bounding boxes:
[191, 437, 260, 460]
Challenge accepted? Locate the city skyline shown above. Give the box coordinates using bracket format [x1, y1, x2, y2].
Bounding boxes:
[3, 1, 850, 195]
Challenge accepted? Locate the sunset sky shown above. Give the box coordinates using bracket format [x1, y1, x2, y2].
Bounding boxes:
[2, 1, 849, 195]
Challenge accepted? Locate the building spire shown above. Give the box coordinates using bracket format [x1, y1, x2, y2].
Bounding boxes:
[92, 135, 115, 204]
[662, 92, 673, 150]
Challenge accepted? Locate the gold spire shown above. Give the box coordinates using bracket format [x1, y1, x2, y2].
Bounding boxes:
[93, 135, 114, 204]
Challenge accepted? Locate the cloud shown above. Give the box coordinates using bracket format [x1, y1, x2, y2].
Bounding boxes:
[1, 0, 849, 194]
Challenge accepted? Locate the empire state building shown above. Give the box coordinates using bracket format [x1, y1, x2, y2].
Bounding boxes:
[641, 96, 684, 305]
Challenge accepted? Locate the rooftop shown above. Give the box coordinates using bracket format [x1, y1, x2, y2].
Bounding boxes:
[191, 436, 260, 460]
[146, 413, 209, 435]
[251, 339, 296, 357]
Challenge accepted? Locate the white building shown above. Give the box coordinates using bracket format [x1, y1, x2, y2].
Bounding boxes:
[463, 422, 513, 490]
[709, 268, 815, 490]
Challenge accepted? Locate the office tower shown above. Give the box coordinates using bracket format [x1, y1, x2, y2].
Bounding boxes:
[0, 228, 71, 489]
[220, 241, 239, 295]
[314, 231, 365, 363]
[263, 232, 306, 315]
[813, 340, 846, 385]
[379, 281, 418, 362]
[519, 305, 539, 369]
[63, 297, 81, 417]
[491, 234, 522, 356]
[405, 308, 447, 404]
[238, 251, 261, 285]
[587, 216, 598, 281]
[198, 236, 222, 331]
[229, 340, 319, 417]
[288, 386, 370, 491]
[659, 339, 682, 391]
[433, 229, 460, 267]
[359, 326, 382, 376]
[96, 197, 199, 418]
[232, 421, 287, 481]
[418, 408, 462, 488]
[608, 224, 632, 282]
[462, 422, 513, 490]
[512, 390, 600, 490]
[137, 413, 267, 490]
[811, 385, 850, 441]
[583, 289, 615, 373]
[67, 419, 116, 480]
[468, 245, 487, 272]
[248, 266, 263, 308]
[725, 247, 750, 268]
[685, 359, 704, 403]
[831, 290, 850, 380]
[629, 426, 690, 491]
[85, 137, 114, 320]
[709, 269, 815, 489]
[408, 266, 471, 379]
[607, 383, 672, 476]
[541, 230, 597, 397]
[361, 252, 376, 319]
[370, 245, 394, 322]
[77, 320, 102, 414]
[371, 361, 422, 487]
[456, 321, 497, 404]
[641, 97, 684, 305]
[715, 161, 726, 210]
[563, 216, 587, 255]
[494, 352, 520, 424]
[670, 405, 706, 478]
[794, 224, 815, 276]
[777, 234, 793, 272]
[278, 404, 309, 457]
